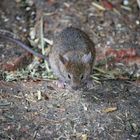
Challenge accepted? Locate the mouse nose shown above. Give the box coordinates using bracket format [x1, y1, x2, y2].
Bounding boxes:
[72, 86, 79, 90]
[72, 86, 78, 90]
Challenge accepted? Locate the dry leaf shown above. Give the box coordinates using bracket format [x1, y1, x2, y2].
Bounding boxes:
[82, 134, 88, 140]
[103, 107, 117, 113]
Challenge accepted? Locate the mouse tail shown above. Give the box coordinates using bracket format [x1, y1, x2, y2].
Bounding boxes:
[0, 30, 48, 61]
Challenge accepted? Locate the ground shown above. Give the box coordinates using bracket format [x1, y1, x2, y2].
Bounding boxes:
[0, 0, 140, 140]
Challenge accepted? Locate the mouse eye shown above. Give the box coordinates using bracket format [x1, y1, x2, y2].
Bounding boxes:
[68, 74, 71, 79]
[80, 74, 84, 80]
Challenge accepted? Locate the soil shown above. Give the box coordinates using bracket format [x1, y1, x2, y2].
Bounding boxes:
[0, 0, 140, 140]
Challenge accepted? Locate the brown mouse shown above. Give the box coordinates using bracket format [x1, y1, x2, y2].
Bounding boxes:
[0, 27, 96, 89]
[49, 27, 96, 90]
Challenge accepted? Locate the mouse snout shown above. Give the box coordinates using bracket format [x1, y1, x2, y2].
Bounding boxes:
[71, 81, 81, 90]
[72, 86, 79, 90]
[71, 81, 87, 90]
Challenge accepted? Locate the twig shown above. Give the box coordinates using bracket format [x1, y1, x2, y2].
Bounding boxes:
[137, 0, 140, 9]
[40, 17, 50, 72]
[92, 2, 105, 11]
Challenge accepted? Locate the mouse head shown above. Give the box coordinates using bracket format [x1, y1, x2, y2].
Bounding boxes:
[59, 52, 93, 90]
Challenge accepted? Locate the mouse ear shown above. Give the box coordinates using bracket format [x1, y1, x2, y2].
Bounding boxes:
[59, 54, 69, 64]
[82, 52, 92, 63]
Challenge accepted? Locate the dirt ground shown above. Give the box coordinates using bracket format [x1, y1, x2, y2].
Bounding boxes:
[0, 0, 140, 140]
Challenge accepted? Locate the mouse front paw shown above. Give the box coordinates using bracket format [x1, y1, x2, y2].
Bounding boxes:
[84, 80, 95, 90]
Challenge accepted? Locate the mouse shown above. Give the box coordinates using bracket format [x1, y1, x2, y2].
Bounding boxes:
[49, 27, 96, 90]
[0, 27, 96, 90]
